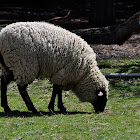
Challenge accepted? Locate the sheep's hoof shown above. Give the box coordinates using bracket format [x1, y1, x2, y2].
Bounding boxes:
[59, 107, 67, 115]
[4, 107, 12, 113]
[32, 109, 38, 114]
[48, 105, 56, 115]
[60, 110, 68, 115]
[49, 108, 56, 115]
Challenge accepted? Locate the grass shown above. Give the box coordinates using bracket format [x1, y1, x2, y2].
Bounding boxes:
[0, 58, 140, 140]
[98, 58, 140, 73]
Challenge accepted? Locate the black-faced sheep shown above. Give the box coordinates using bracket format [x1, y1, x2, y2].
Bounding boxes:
[0, 22, 109, 114]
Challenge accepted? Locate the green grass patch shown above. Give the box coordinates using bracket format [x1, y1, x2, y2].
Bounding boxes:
[0, 58, 140, 140]
[98, 58, 140, 73]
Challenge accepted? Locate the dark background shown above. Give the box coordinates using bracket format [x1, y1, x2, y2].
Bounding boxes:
[0, 0, 140, 29]
[0, 1, 140, 60]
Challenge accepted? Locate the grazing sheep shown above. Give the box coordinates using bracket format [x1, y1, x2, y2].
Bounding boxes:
[0, 22, 109, 114]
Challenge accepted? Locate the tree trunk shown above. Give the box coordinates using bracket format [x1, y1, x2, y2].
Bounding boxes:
[72, 11, 140, 45]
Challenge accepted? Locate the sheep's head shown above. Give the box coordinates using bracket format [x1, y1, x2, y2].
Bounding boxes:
[72, 75, 109, 113]
[72, 65, 109, 113]
[92, 90, 108, 113]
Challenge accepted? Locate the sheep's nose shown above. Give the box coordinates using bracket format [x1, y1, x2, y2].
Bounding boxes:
[92, 103, 106, 113]
[94, 107, 105, 113]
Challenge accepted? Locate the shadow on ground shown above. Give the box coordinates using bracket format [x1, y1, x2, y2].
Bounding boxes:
[0, 110, 92, 117]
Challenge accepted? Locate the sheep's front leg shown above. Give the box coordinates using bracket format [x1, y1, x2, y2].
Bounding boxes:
[1, 75, 11, 113]
[58, 88, 67, 114]
[17, 84, 37, 113]
[48, 84, 67, 114]
[48, 85, 57, 114]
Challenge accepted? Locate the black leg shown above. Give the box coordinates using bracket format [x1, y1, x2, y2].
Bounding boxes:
[48, 84, 67, 114]
[58, 89, 67, 114]
[48, 84, 57, 114]
[0, 55, 14, 113]
[17, 84, 37, 113]
[1, 75, 11, 113]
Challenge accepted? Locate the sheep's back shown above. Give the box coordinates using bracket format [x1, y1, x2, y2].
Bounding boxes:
[0, 22, 96, 87]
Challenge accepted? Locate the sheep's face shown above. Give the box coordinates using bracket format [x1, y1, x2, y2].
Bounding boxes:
[92, 90, 108, 113]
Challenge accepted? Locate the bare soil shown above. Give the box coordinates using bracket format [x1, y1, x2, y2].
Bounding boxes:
[91, 33, 140, 60]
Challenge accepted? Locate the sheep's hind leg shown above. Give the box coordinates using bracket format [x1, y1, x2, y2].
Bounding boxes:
[1, 75, 12, 113]
[17, 84, 37, 114]
[0, 54, 14, 113]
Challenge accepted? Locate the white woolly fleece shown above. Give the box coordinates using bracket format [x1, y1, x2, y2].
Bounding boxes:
[0, 22, 108, 102]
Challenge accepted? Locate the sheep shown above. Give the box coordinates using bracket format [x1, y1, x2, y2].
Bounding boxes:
[0, 22, 109, 114]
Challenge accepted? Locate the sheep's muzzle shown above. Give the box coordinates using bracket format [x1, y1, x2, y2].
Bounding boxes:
[92, 91, 108, 113]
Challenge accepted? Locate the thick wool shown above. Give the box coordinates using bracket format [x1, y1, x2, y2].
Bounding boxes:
[0, 22, 108, 103]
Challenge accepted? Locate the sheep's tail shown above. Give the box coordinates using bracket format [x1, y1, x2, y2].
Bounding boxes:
[0, 27, 3, 31]
[0, 30, 5, 68]
[0, 53, 6, 68]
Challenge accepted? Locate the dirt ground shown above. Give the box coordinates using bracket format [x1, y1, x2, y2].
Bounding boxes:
[91, 33, 140, 60]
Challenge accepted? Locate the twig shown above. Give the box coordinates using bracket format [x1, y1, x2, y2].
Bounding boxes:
[48, 10, 72, 22]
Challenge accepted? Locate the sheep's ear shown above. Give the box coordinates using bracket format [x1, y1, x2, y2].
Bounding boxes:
[98, 91, 103, 96]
